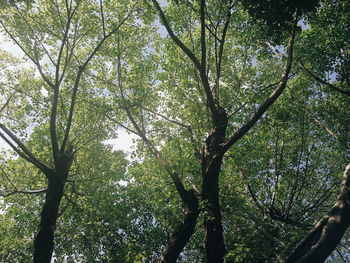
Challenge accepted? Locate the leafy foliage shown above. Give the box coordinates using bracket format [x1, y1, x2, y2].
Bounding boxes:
[0, 0, 349, 262]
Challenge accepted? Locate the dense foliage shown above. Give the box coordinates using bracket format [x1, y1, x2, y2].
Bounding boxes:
[0, 0, 349, 262]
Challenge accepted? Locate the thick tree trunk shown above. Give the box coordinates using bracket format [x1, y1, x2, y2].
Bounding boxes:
[202, 164, 226, 263]
[286, 164, 350, 263]
[158, 189, 199, 263]
[201, 108, 228, 263]
[33, 170, 66, 263]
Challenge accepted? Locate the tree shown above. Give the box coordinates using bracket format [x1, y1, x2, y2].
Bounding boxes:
[99, 0, 300, 261]
[0, 0, 349, 262]
[0, 0, 136, 261]
[108, 0, 348, 262]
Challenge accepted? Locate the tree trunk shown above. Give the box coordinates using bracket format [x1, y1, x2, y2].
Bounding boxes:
[33, 170, 66, 263]
[286, 164, 350, 263]
[158, 189, 199, 263]
[201, 108, 228, 263]
[202, 154, 226, 263]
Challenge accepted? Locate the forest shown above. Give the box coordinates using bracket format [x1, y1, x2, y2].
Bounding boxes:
[0, 0, 349, 262]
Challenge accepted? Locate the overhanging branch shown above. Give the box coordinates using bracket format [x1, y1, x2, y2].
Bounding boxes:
[222, 18, 298, 154]
[0, 188, 47, 197]
[0, 124, 51, 174]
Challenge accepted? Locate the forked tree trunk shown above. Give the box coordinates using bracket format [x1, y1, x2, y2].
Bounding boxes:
[159, 189, 199, 263]
[286, 164, 350, 263]
[33, 169, 67, 263]
[201, 108, 228, 263]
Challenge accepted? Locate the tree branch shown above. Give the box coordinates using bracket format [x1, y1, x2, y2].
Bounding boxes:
[151, 0, 202, 71]
[236, 165, 265, 214]
[222, 18, 298, 154]
[0, 124, 51, 174]
[14, 5, 56, 66]
[0, 21, 55, 89]
[0, 188, 47, 197]
[0, 93, 14, 114]
[100, 0, 106, 38]
[214, 3, 232, 102]
[200, 0, 206, 74]
[301, 63, 350, 97]
[152, 0, 218, 121]
[59, 1, 138, 154]
[115, 30, 189, 202]
[287, 164, 350, 263]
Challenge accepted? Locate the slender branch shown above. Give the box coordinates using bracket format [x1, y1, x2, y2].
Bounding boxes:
[304, 107, 349, 149]
[301, 63, 350, 97]
[299, 182, 336, 220]
[236, 165, 265, 214]
[215, 7, 231, 102]
[126, 104, 189, 203]
[115, 33, 188, 203]
[100, 0, 106, 37]
[120, 83, 188, 200]
[0, 124, 51, 173]
[60, 1, 138, 154]
[0, 188, 47, 197]
[0, 62, 19, 72]
[55, 8, 73, 87]
[286, 84, 349, 150]
[105, 114, 139, 136]
[26, 14, 61, 39]
[57, 22, 78, 86]
[200, 0, 206, 74]
[134, 104, 201, 159]
[59, 66, 82, 154]
[50, 85, 60, 158]
[11, 85, 50, 109]
[222, 18, 298, 154]
[0, 21, 55, 88]
[336, 248, 347, 263]
[151, 0, 201, 71]
[53, 0, 65, 30]
[0, 93, 14, 114]
[72, 134, 101, 155]
[136, 104, 190, 129]
[152, 0, 218, 119]
[83, 1, 137, 70]
[267, 42, 350, 98]
[14, 5, 56, 66]
[0, 167, 17, 190]
[58, 192, 84, 218]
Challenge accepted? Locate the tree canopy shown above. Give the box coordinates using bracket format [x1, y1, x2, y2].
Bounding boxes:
[0, 0, 349, 262]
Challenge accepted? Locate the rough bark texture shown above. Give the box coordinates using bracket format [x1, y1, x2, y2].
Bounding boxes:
[33, 154, 71, 263]
[201, 108, 228, 263]
[158, 189, 199, 263]
[286, 164, 350, 263]
[33, 176, 65, 263]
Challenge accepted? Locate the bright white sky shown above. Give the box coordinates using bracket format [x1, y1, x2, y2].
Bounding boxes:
[104, 130, 138, 154]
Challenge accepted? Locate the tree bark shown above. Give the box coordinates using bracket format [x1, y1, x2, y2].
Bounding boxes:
[286, 164, 350, 263]
[158, 189, 199, 263]
[201, 108, 228, 263]
[33, 164, 68, 263]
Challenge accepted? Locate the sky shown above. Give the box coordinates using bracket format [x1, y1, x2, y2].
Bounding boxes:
[104, 130, 138, 155]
